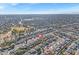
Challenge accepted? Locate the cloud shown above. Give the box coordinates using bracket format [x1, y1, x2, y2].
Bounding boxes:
[11, 3, 19, 6]
[1, 4, 79, 14]
[60, 6, 79, 14]
[0, 6, 5, 9]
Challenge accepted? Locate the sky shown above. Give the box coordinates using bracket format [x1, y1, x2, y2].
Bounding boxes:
[0, 3, 79, 14]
